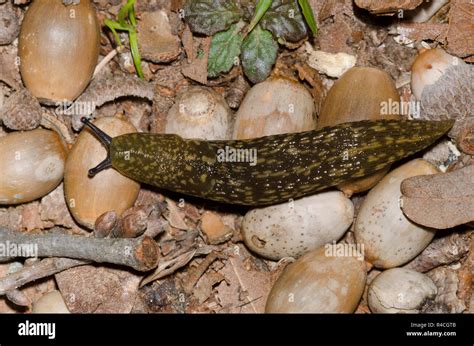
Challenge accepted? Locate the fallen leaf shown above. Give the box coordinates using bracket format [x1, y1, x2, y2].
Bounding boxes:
[164, 198, 193, 231]
[401, 165, 474, 229]
[193, 271, 225, 304]
[141, 249, 196, 287]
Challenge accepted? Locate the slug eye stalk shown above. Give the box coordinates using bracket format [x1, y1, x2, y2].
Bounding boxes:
[81, 117, 112, 177]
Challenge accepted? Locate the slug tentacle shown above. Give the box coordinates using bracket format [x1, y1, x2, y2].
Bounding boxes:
[81, 117, 113, 177]
[84, 119, 453, 206]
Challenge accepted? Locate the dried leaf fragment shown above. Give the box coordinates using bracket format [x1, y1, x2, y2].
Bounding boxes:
[137, 11, 181, 63]
[401, 165, 474, 229]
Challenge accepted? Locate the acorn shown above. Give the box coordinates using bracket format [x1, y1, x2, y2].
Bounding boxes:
[242, 192, 354, 260]
[0, 129, 67, 205]
[165, 86, 232, 140]
[233, 77, 316, 140]
[368, 268, 437, 313]
[354, 159, 439, 269]
[64, 117, 140, 229]
[411, 48, 473, 139]
[19, 0, 100, 104]
[318, 67, 401, 195]
[266, 246, 366, 313]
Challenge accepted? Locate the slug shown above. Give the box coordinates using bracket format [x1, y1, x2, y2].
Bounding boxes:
[81, 118, 452, 206]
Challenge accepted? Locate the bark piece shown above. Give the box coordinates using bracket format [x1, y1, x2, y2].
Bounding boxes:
[403, 232, 471, 272]
[0, 257, 88, 295]
[424, 266, 466, 313]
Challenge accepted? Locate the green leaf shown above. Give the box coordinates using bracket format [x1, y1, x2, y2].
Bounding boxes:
[241, 25, 278, 83]
[185, 0, 243, 36]
[208, 23, 244, 78]
[298, 0, 317, 36]
[260, 0, 308, 42]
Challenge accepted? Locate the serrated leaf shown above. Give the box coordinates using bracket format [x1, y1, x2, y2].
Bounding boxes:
[208, 23, 244, 77]
[184, 0, 243, 36]
[260, 0, 308, 42]
[241, 25, 278, 83]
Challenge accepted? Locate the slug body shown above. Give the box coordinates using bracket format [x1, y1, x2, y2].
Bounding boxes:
[82, 119, 452, 206]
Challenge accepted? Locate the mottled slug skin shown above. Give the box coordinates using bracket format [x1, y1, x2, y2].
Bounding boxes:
[110, 120, 452, 206]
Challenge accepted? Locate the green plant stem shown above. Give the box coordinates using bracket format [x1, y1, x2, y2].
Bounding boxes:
[245, 0, 272, 37]
[104, 0, 143, 79]
[298, 0, 317, 36]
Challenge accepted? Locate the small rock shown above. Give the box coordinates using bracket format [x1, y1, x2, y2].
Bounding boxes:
[305, 43, 356, 78]
[355, 0, 423, 15]
[200, 211, 233, 245]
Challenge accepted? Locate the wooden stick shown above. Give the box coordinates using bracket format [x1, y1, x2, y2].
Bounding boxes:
[0, 257, 88, 295]
[0, 228, 158, 272]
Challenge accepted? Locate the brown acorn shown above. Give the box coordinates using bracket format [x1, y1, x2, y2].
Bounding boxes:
[64, 117, 140, 229]
[0, 129, 68, 205]
[19, 0, 100, 104]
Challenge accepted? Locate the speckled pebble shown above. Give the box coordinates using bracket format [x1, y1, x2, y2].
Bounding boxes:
[368, 268, 437, 313]
[242, 191, 354, 260]
[354, 159, 439, 268]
